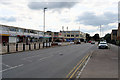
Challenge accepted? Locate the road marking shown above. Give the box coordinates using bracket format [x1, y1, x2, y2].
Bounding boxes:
[22, 54, 42, 60]
[0, 64, 24, 72]
[66, 54, 89, 78]
[22, 49, 65, 60]
[76, 56, 90, 78]
[69, 55, 89, 79]
[2, 63, 11, 68]
[39, 55, 53, 61]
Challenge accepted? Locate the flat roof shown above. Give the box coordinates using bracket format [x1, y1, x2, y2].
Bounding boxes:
[0, 24, 44, 32]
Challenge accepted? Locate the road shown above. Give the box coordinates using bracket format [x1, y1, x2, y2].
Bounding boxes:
[2, 43, 97, 78]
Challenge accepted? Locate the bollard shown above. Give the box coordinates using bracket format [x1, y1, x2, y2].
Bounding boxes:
[16, 43, 18, 51]
[39, 43, 40, 49]
[23, 44, 25, 51]
[43, 42, 44, 48]
[29, 44, 31, 50]
[7, 44, 9, 53]
[34, 43, 36, 49]
[49, 42, 50, 47]
[46, 41, 47, 48]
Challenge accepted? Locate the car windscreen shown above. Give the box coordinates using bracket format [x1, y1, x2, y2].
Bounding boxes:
[100, 43, 106, 44]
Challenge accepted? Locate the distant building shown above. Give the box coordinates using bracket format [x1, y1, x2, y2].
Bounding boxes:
[117, 23, 120, 40]
[60, 31, 86, 42]
[46, 31, 64, 42]
[111, 29, 118, 41]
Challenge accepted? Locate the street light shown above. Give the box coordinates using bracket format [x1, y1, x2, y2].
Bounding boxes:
[43, 7, 47, 32]
[43, 7, 47, 42]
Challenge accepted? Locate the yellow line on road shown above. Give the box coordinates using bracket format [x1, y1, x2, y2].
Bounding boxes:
[66, 54, 90, 78]
[69, 55, 89, 79]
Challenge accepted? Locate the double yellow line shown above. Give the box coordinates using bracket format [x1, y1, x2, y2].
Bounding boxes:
[66, 54, 90, 79]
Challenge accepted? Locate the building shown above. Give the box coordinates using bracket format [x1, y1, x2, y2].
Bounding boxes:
[46, 31, 64, 42]
[117, 23, 120, 40]
[111, 29, 118, 41]
[60, 31, 86, 42]
[0, 24, 51, 45]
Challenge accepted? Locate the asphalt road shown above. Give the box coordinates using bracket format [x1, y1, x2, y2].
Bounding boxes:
[2, 43, 97, 78]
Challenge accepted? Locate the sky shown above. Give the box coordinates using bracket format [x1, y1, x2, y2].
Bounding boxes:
[0, 0, 119, 37]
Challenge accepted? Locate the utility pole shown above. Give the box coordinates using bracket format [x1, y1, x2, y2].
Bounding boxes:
[100, 25, 101, 37]
[67, 26, 68, 31]
[62, 26, 64, 31]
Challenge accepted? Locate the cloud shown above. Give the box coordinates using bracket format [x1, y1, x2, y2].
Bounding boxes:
[0, 16, 16, 22]
[28, 2, 78, 10]
[76, 12, 117, 26]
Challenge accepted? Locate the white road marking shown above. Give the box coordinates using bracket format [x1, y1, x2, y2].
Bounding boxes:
[76, 56, 90, 78]
[22, 54, 42, 60]
[39, 55, 53, 61]
[0, 64, 24, 72]
[2, 63, 11, 68]
[22, 49, 64, 60]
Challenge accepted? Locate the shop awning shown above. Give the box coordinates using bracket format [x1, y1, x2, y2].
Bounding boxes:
[0, 34, 10, 36]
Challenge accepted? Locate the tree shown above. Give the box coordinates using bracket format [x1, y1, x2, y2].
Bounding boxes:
[104, 33, 111, 43]
[86, 33, 91, 42]
[93, 34, 100, 41]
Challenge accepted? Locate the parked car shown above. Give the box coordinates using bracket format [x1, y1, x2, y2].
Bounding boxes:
[98, 42, 109, 49]
[88, 41, 91, 43]
[51, 42, 62, 46]
[58, 42, 62, 46]
[91, 41, 95, 44]
[76, 40, 81, 44]
[70, 41, 74, 44]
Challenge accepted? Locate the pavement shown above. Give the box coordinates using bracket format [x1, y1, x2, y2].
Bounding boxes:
[1, 43, 97, 78]
[80, 44, 118, 78]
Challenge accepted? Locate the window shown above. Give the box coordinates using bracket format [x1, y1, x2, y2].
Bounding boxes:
[71, 35, 74, 37]
[76, 35, 79, 37]
[67, 35, 70, 37]
[17, 29, 24, 32]
[34, 31, 37, 34]
[80, 35, 83, 37]
[71, 32, 74, 34]
[39, 32, 43, 35]
[75, 32, 79, 34]
[30, 30, 34, 33]
[9, 27, 16, 32]
[0, 26, 9, 31]
[24, 29, 29, 33]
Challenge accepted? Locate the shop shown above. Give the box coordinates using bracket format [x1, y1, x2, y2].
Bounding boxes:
[0, 34, 9, 45]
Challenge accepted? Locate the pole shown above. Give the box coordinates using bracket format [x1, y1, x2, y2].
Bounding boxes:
[100, 25, 101, 37]
[43, 8, 45, 43]
[43, 8, 47, 42]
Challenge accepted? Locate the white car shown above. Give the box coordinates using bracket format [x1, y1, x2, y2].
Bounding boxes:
[98, 42, 109, 49]
[70, 41, 74, 44]
[91, 41, 95, 44]
[58, 42, 62, 46]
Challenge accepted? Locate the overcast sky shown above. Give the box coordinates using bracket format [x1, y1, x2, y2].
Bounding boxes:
[0, 0, 119, 37]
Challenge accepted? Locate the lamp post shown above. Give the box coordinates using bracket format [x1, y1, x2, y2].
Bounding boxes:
[43, 7, 47, 42]
[43, 7, 47, 32]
